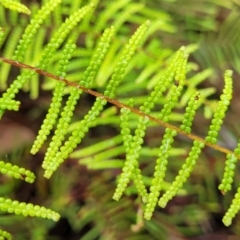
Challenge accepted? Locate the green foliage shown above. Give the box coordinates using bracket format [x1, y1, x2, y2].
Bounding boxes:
[0, 0, 240, 239]
[0, 0, 30, 15]
[0, 229, 11, 240]
[223, 185, 240, 226]
[0, 197, 60, 221]
[0, 160, 35, 183]
[31, 40, 76, 155]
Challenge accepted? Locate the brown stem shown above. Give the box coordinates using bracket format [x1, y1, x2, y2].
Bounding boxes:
[0, 56, 237, 159]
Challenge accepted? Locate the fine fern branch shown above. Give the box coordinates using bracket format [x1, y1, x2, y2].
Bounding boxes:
[0, 98, 20, 111]
[158, 140, 205, 208]
[43, 20, 150, 179]
[219, 153, 238, 194]
[0, 56, 238, 159]
[145, 91, 200, 219]
[41, 26, 114, 171]
[13, 0, 62, 62]
[0, 229, 11, 240]
[0, 197, 60, 221]
[0, 2, 94, 119]
[0, 0, 31, 15]
[158, 69, 233, 209]
[222, 184, 240, 226]
[0, 2, 240, 229]
[113, 46, 186, 203]
[0, 160, 35, 183]
[31, 39, 76, 155]
[0, 27, 4, 46]
[205, 70, 233, 144]
[0, 52, 239, 227]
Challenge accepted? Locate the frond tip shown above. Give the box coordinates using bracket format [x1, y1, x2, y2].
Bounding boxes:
[0, 0, 31, 15]
[0, 229, 11, 240]
[0, 161, 35, 183]
[222, 185, 240, 226]
[0, 197, 60, 221]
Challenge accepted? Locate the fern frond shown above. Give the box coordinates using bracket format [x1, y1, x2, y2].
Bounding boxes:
[41, 26, 114, 170]
[0, 229, 11, 240]
[31, 40, 76, 155]
[112, 3, 144, 32]
[222, 185, 240, 226]
[218, 153, 237, 194]
[0, 27, 4, 46]
[0, 98, 20, 111]
[120, 98, 134, 153]
[43, 21, 149, 179]
[205, 70, 233, 144]
[144, 49, 191, 219]
[0, 0, 31, 15]
[13, 0, 61, 62]
[0, 160, 35, 183]
[158, 140, 205, 208]
[144, 128, 177, 219]
[219, 137, 240, 195]
[158, 93, 204, 210]
[0, 197, 60, 221]
[158, 70, 232, 210]
[0, 3, 94, 119]
[113, 46, 186, 203]
[94, 0, 130, 32]
[180, 92, 200, 133]
[159, 50, 187, 122]
[0, 27, 23, 90]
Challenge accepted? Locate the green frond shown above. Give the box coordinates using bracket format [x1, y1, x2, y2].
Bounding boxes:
[180, 92, 200, 133]
[0, 160, 35, 183]
[0, 0, 31, 15]
[13, 0, 61, 62]
[0, 98, 20, 111]
[94, 0, 130, 32]
[41, 26, 114, 170]
[0, 27, 23, 90]
[71, 135, 123, 159]
[120, 99, 134, 153]
[0, 229, 11, 240]
[37, 2, 94, 70]
[222, 185, 240, 226]
[0, 197, 60, 221]
[218, 153, 237, 194]
[112, 3, 144, 32]
[205, 70, 233, 144]
[43, 21, 149, 179]
[144, 128, 177, 220]
[0, 27, 4, 46]
[158, 140, 205, 208]
[219, 137, 240, 195]
[43, 97, 107, 178]
[140, 46, 186, 115]
[159, 50, 187, 122]
[0, 3, 94, 119]
[105, 20, 150, 99]
[31, 40, 76, 155]
[113, 46, 185, 203]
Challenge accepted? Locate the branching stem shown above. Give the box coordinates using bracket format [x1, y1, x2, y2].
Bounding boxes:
[0, 56, 237, 159]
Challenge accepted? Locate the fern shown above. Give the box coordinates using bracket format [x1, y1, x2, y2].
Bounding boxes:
[0, 0, 31, 15]
[0, 0, 240, 238]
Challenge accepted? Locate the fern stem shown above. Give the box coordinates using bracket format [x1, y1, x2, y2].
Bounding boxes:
[0, 57, 237, 160]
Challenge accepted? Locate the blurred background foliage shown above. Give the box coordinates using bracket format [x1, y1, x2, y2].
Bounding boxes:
[0, 0, 240, 239]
